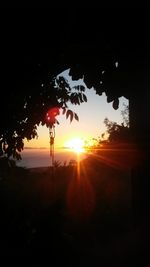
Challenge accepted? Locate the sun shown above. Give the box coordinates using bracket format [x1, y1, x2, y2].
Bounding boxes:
[64, 137, 85, 153]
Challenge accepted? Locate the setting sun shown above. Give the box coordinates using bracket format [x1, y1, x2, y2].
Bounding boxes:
[64, 137, 85, 153]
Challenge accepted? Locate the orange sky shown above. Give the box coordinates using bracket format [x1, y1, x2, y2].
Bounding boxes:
[24, 69, 128, 150]
[24, 90, 128, 150]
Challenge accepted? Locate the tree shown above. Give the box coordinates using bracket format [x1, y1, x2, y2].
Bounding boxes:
[102, 104, 130, 144]
[1, 9, 149, 157]
[91, 104, 130, 148]
[0, 75, 86, 159]
[103, 118, 130, 143]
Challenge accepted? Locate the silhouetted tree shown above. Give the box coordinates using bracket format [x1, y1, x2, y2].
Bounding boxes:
[102, 104, 130, 143]
[0, 75, 86, 159]
[92, 104, 130, 147]
[104, 118, 130, 143]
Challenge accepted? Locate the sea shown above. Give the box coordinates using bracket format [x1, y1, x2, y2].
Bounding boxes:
[16, 148, 87, 169]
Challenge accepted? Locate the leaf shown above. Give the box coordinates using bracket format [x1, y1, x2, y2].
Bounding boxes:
[73, 85, 80, 91]
[83, 94, 87, 102]
[78, 93, 83, 103]
[66, 109, 70, 119]
[62, 107, 66, 115]
[112, 98, 119, 110]
[79, 85, 85, 92]
[75, 96, 80, 105]
[70, 93, 76, 104]
[55, 119, 60, 125]
[66, 110, 73, 123]
[74, 113, 79, 121]
[107, 95, 114, 103]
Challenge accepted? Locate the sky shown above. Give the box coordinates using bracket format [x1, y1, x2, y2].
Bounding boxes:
[24, 69, 128, 150]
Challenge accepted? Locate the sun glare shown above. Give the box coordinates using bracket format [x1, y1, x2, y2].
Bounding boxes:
[65, 137, 85, 153]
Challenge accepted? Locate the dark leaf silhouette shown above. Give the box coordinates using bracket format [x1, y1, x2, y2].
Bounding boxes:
[107, 95, 114, 103]
[75, 95, 80, 105]
[73, 85, 80, 91]
[78, 93, 84, 103]
[83, 94, 87, 102]
[112, 98, 119, 110]
[55, 119, 60, 125]
[62, 107, 66, 115]
[74, 113, 79, 121]
[80, 85, 85, 92]
[66, 110, 73, 123]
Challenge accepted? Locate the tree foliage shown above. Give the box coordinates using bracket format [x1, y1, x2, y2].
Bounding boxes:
[0, 9, 149, 158]
[103, 118, 130, 144]
[100, 104, 130, 145]
[0, 75, 86, 159]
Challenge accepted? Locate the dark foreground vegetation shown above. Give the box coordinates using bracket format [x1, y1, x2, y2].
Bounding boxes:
[0, 154, 149, 266]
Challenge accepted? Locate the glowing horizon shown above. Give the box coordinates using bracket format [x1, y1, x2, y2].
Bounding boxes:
[64, 137, 85, 154]
[24, 70, 128, 150]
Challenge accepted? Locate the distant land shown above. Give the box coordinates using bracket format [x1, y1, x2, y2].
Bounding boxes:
[24, 147, 48, 150]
